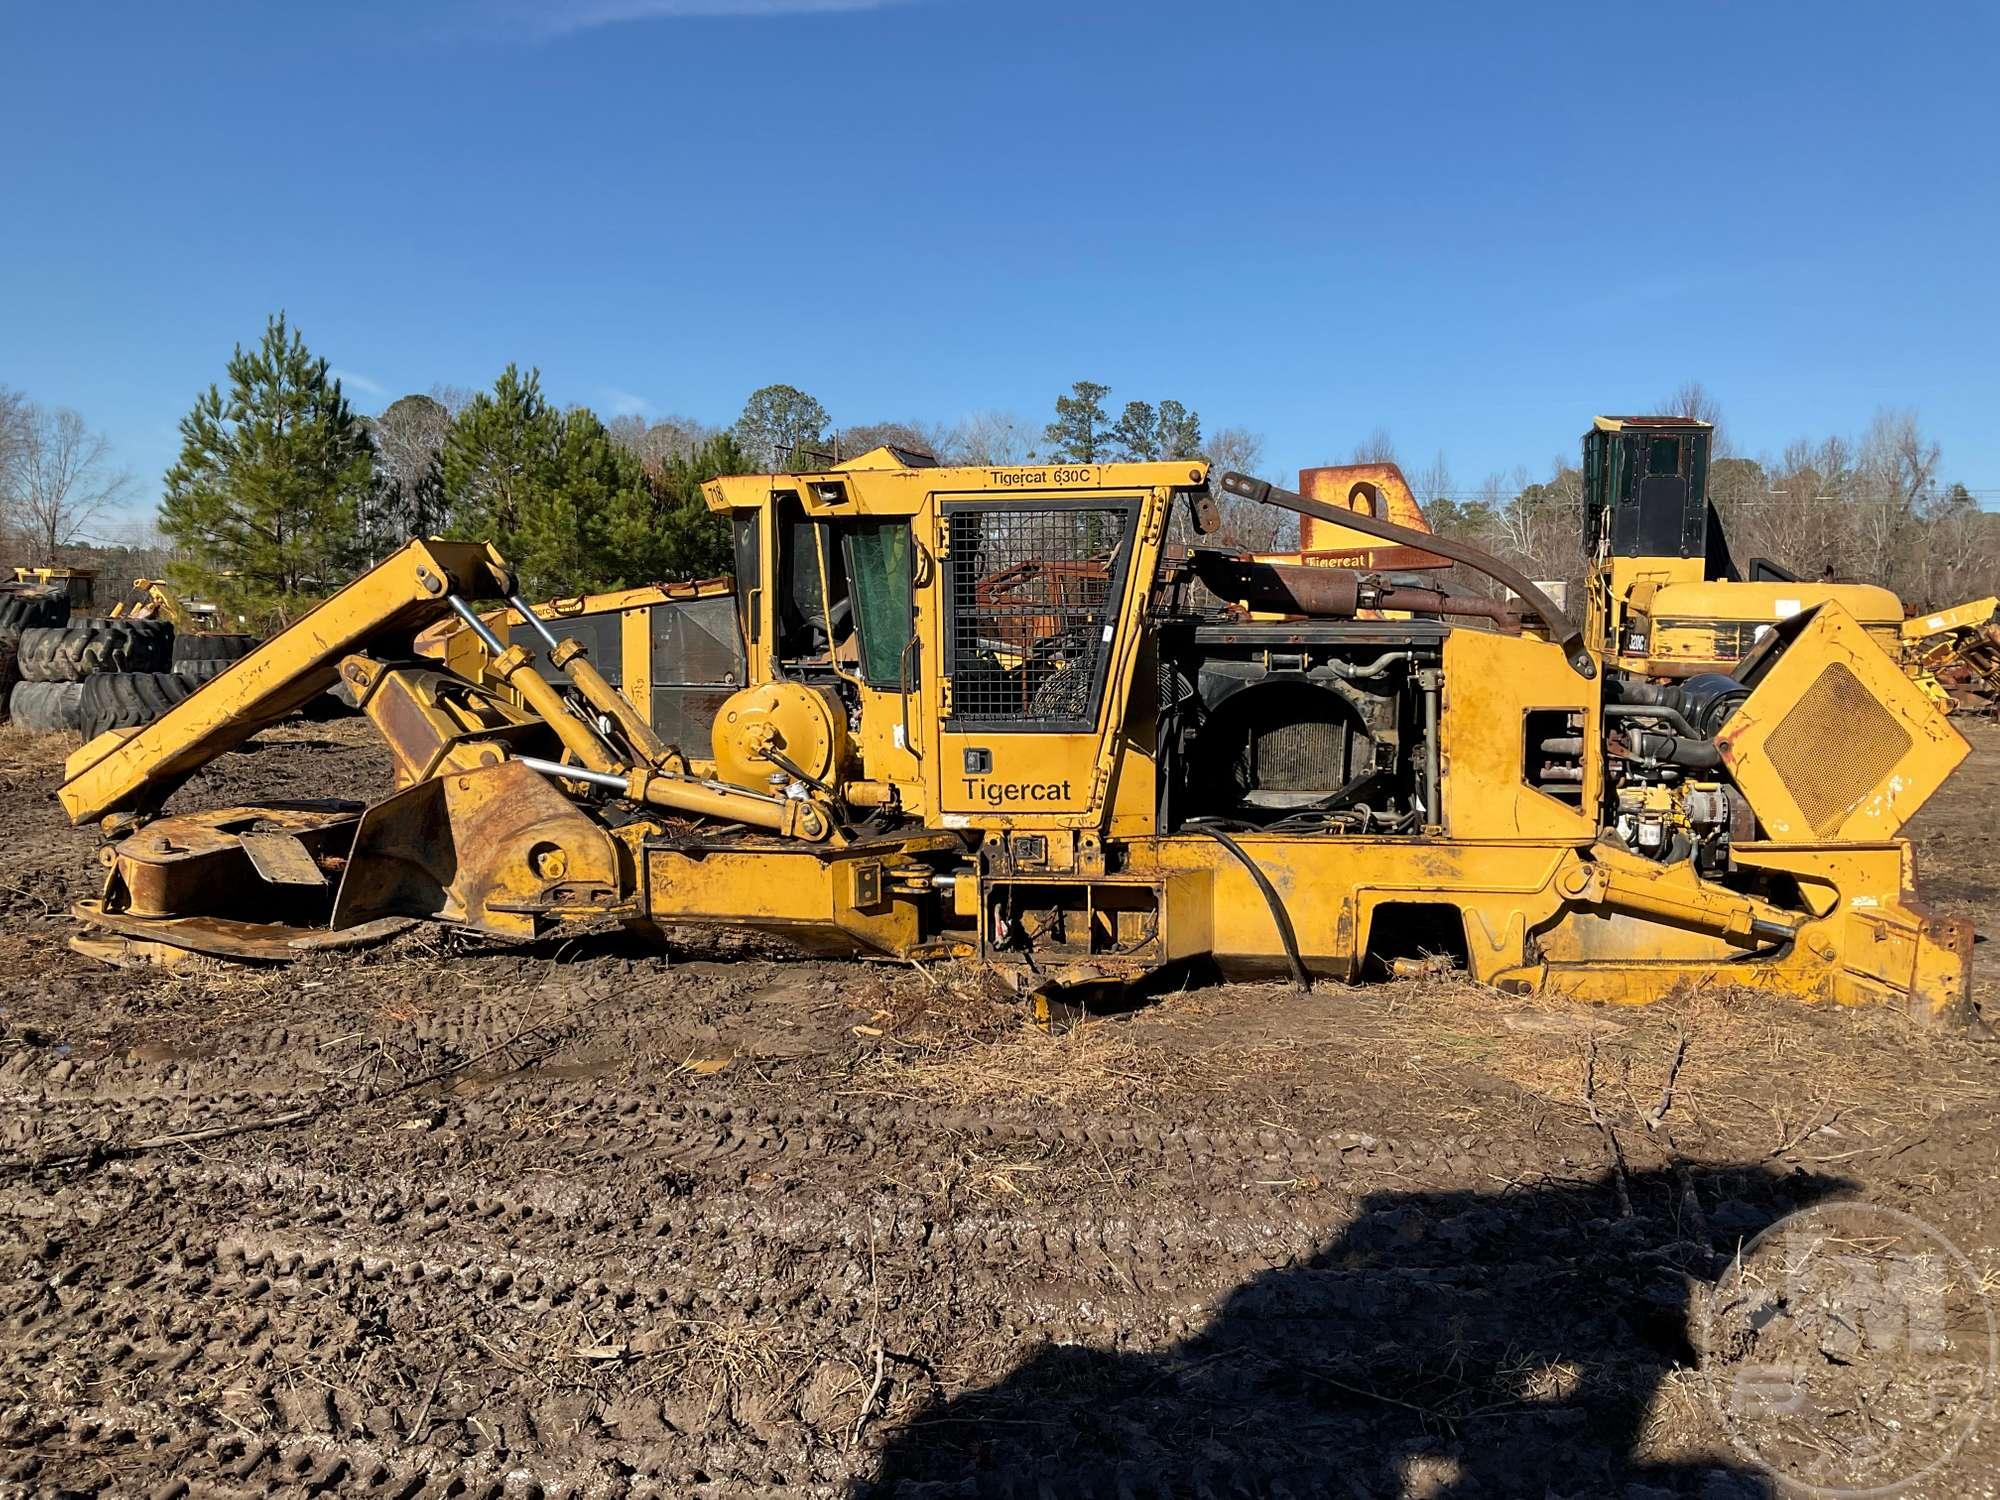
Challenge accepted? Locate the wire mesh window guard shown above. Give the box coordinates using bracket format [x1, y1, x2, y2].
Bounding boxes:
[945, 504, 1134, 728]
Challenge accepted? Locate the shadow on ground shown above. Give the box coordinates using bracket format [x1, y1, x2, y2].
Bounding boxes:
[860, 1166, 1841, 1499]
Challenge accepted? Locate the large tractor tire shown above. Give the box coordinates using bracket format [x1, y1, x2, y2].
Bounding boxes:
[0, 588, 69, 635]
[78, 670, 194, 739]
[17, 619, 174, 682]
[172, 657, 240, 687]
[0, 632, 18, 706]
[171, 632, 257, 667]
[7, 680, 86, 732]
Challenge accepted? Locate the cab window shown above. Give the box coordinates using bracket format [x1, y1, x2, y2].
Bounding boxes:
[843, 521, 914, 689]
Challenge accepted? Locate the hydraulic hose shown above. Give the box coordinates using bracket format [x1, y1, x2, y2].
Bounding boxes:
[1320, 651, 1411, 680]
[1185, 822, 1312, 991]
[1601, 702, 1701, 739]
[1627, 730, 1724, 770]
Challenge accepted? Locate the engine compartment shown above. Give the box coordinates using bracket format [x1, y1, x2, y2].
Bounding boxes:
[1155, 607, 1762, 880]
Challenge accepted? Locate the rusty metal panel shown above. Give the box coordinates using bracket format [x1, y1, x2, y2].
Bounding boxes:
[238, 831, 328, 887]
[1297, 464, 1449, 569]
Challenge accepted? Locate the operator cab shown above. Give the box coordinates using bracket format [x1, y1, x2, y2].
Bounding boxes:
[1583, 416, 1733, 578]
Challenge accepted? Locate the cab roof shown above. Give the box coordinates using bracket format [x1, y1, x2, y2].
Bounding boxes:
[1591, 415, 1716, 433]
[702, 448, 1211, 515]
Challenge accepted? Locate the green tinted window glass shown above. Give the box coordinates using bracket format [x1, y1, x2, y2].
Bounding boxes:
[1648, 435, 1681, 475]
[731, 511, 760, 644]
[845, 521, 913, 689]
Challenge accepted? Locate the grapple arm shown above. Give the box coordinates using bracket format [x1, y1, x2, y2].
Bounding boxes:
[59, 540, 516, 826]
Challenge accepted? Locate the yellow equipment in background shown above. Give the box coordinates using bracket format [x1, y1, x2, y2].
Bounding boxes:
[9, 565, 95, 613]
[1901, 596, 2000, 713]
[1582, 416, 1910, 675]
[56, 447, 1974, 1022]
[109, 579, 225, 633]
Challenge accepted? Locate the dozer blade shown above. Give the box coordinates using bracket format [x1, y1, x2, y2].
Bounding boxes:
[72, 762, 632, 962]
[70, 905, 418, 962]
[329, 758, 630, 939]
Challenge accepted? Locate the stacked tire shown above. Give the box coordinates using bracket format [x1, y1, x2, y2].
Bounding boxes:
[0, 588, 69, 638]
[9, 617, 177, 736]
[0, 588, 72, 725]
[17, 618, 173, 681]
[8, 681, 87, 731]
[75, 630, 265, 736]
[171, 631, 256, 685]
[79, 671, 197, 736]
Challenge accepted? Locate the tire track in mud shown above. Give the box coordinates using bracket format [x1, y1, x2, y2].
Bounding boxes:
[7, 1051, 1574, 1192]
[3, 1149, 1663, 1500]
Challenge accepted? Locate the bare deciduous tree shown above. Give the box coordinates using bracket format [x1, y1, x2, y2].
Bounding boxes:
[0, 385, 28, 489]
[8, 405, 131, 564]
[1203, 426, 1293, 548]
[369, 392, 455, 546]
[833, 419, 959, 464]
[605, 412, 649, 453]
[952, 410, 1036, 467]
[1413, 451, 1455, 508]
[1659, 379, 1729, 456]
[1350, 427, 1399, 465]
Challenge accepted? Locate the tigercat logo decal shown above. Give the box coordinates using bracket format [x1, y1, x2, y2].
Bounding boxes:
[961, 779, 1073, 805]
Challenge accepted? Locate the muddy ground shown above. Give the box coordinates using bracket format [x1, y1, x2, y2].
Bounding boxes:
[2, 721, 1998, 1499]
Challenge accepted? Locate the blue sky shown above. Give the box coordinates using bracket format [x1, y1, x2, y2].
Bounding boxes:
[3, 0, 1997, 530]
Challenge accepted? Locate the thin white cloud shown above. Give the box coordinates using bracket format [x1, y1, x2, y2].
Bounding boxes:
[603, 387, 652, 418]
[532, 0, 913, 36]
[331, 368, 386, 398]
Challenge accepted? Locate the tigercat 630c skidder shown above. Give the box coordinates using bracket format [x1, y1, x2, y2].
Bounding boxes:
[57, 448, 1973, 1020]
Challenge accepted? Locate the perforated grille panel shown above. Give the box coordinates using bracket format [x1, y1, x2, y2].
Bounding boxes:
[1763, 660, 1911, 836]
[945, 506, 1131, 727]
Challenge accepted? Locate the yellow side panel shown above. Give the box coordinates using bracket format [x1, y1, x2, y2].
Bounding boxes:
[621, 606, 652, 726]
[642, 846, 920, 956]
[1440, 630, 1597, 839]
[935, 731, 1106, 823]
[1719, 603, 1968, 842]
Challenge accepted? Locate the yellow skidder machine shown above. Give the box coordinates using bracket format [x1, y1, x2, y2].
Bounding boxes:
[57, 447, 1973, 1019]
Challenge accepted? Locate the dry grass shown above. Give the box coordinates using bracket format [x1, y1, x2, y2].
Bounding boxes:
[833, 964, 1186, 1113]
[0, 722, 77, 775]
[839, 965, 2000, 1159]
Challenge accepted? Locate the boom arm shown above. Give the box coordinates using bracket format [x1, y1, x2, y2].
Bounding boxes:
[60, 540, 517, 826]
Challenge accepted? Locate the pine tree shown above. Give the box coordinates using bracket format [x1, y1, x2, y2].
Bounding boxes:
[1107, 401, 1159, 461]
[159, 314, 378, 621]
[441, 367, 657, 596]
[1157, 399, 1203, 461]
[606, 433, 749, 584]
[1043, 381, 1113, 462]
[442, 365, 558, 558]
